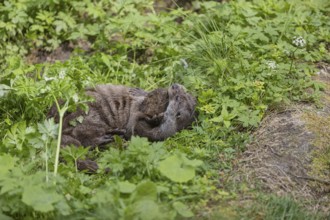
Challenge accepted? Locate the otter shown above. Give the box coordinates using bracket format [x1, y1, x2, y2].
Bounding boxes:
[48, 84, 197, 172]
[133, 84, 197, 141]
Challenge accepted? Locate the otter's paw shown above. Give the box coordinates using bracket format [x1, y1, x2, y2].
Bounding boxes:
[145, 113, 164, 126]
[108, 128, 126, 136]
[77, 159, 98, 174]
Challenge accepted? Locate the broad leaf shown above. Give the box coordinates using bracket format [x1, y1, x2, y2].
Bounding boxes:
[158, 154, 199, 183]
[131, 181, 157, 202]
[0, 154, 17, 177]
[118, 181, 136, 194]
[22, 186, 62, 212]
[0, 212, 13, 220]
[173, 201, 194, 218]
[131, 200, 160, 220]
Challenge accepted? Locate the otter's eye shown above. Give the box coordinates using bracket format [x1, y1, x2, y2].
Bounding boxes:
[176, 112, 181, 118]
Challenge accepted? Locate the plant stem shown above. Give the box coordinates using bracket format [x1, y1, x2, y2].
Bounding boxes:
[53, 96, 67, 178]
[54, 112, 63, 177]
[45, 140, 49, 183]
[288, 49, 297, 75]
[75, 159, 78, 173]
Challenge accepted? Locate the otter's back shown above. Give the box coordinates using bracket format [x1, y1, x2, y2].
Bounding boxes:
[86, 85, 134, 129]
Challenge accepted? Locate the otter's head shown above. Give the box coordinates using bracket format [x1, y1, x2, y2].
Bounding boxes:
[167, 84, 197, 131]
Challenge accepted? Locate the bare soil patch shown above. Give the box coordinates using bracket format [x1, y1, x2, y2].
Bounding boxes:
[25, 40, 91, 64]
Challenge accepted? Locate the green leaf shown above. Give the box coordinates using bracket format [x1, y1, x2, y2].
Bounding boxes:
[0, 154, 17, 177]
[173, 201, 194, 218]
[54, 199, 72, 216]
[101, 53, 111, 68]
[0, 84, 11, 97]
[131, 181, 157, 202]
[156, 185, 169, 194]
[61, 146, 89, 163]
[118, 181, 136, 194]
[56, 12, 76, 29]
[69, 115, 84, 127]
[210, 116, 222, 123]
[22, 186, 62, 212]
[54, 20, 67, 33]
[79, 185, 92, 194]
[77, 115, 84, 123]
[129, 136, 150, 149]
[0, 21, 6, 28]
[237, 110, 260, 127]
[158, 154, 196, 183]
[224, 120, 231, 128]
[0, 177, 20, 194]
[69, 32, 84, 40]
[38, 118, 58, 139]
[183, 157, 203, 168]
[131, 200, 160, 220]
[90, 189, 115, 205]
[30, 24, 45, 32]
[0, 212, 13, 220]
[3, 121, 27, 150]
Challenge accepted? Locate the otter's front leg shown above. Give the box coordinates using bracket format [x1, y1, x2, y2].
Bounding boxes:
[144, 112, 165, 127]
[107, 128, 126, 136]
[77, 159, 98, 173]
[96, 128, 127, 145]
[61, 134, 82, 146]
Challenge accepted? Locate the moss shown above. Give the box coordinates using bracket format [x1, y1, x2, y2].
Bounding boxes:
[303, 112, 330, 180]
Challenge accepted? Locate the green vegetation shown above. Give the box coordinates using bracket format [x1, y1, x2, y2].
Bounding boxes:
[206, 195, 325, 220]
[304, 112, 330, 181]
[0, 0, 329, 219]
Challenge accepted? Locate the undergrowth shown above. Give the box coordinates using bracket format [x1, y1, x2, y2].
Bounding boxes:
[203, 195, 325, 220]
[0, 0, 329, 219]
[304, 112, 330, 181]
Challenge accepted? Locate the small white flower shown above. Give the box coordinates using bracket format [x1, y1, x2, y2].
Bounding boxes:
[59, 69, 66, 79]
[72, 94, 79, 103]
[292, 36, 306, 47]
[266, 60, 277, 70]
[180, 58, 189, 69]
[44, 75, 55, 81]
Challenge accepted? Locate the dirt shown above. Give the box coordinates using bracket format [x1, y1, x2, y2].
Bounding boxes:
[153, 0, 225, 11]
[231, 63, 330, 214]
[25, 40, 91, 64]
